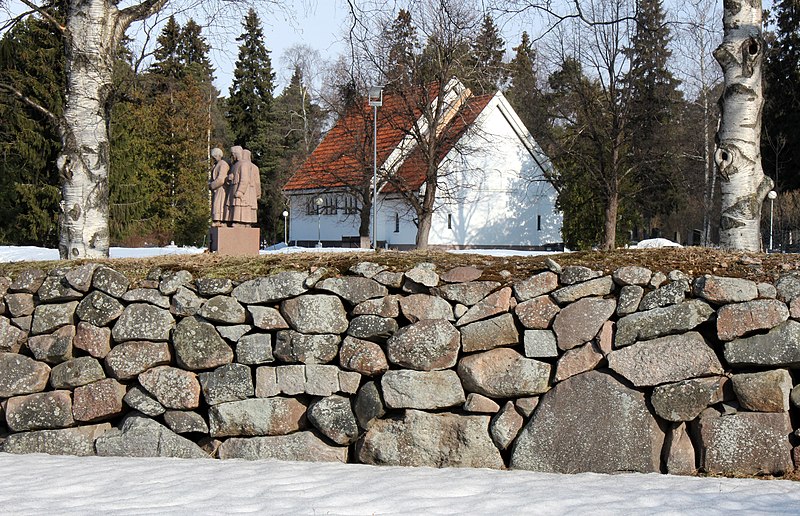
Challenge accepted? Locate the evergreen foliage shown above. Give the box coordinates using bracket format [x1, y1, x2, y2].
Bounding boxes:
[623, 0, 684, 228]
[0, 10, 64, 246]
[505, 32, 550, 145]
[227, 8, 281, 242]
[763, 0, 800, 191]
[383, 9, 419, 87]
[146, 17, 218, 246]
[468, 14, 507, 94]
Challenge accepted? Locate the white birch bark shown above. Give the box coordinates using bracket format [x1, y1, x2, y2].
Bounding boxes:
[58, 0, 167, 259]
[713, 0, 772, 251]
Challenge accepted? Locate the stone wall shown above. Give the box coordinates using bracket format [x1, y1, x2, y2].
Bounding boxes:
[0, 260, 798, 476]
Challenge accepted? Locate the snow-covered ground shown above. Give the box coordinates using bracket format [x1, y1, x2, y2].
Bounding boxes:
[5, 241, 798, 514]
[0, 244, 560, 262]
[0, 453, 798, 515]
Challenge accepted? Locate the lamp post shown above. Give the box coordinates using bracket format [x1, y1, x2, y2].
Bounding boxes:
[768, 190, 777, 252]
[368, 85, 384, 249]
[314, 197, 324, 248]
[282, 210, 289, 244]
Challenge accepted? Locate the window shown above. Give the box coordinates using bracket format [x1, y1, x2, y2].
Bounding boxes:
[394, 213, 400, 233]
[447, 214, 453, 230]
[537, 215, 542, 231]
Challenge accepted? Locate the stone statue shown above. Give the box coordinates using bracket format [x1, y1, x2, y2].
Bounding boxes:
[225, 146, 243, 223]
[229, 147, 260, 225]
[208, 148, 230, 226]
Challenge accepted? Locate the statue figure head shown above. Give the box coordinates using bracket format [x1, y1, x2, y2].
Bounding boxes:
[242, 149, 252, 163]
[211, 147, 224, 161]
[230, 146, 244, 161]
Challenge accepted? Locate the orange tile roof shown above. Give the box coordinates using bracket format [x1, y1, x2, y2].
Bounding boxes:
[382, 93, 494, 193]
[283, 83, 493, 194]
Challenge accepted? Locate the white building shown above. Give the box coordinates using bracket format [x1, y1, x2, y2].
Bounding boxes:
[283, 78, 562, 249]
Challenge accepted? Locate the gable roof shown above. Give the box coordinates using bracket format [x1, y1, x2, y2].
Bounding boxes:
[284, 80, 496, 194]
[382, 92, 493, 193]
[283, 82, 440, 192]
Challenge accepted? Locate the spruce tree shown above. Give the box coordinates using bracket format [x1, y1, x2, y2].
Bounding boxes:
[763, 0, 800, 190]
[469, 14, 506, 93]
[0, 10, 64, 246]
[505, 32, 550, 144]
[624, 0, 683, 231]
[148, 17, 217, 246]
[383, 9, 419, 87]
[150, 16, 183, 81]
[227, 8, 280, 242]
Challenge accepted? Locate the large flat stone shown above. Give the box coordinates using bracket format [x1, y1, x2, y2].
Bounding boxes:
[104, 340, 172, 380]
[651, 376, 729, 422]
[3, 424, 111, 456]
[232, 271, 309, 304]
[218, 431, 347, 462]
[138, 366, 200, 410]
[316, 276, 388, 305]
[510, 370, 664, 474]
[358, 409, 504, 469]
[434, 281, 502, 306]
[172, 316, 233, 370]
[698, 412, 794, 476]
[716, 299, 789, 341]
[615, 300, 714, 348]
[399, 294, 454, 322]
[95, 415, 207, 459]
[608, 332, 723, 387]
[381, 370, 465, 410]
[386, 319, 460, 371]
[693, 275, 758, 304]
[208, 397, 306, 437]
[460, 313, 519, 352]
[274, 330, 339, 364]
[724, 320, 800, 367]
[552, 297, 615, 350]
[4, 390, 74, 431]
[281, 294, 348, 334]
[0, 352, 50, 397]
[112, 304, 174, 342]
[457, 348, 550, 398]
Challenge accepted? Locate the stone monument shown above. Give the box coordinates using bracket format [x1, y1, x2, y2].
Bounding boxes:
[209, 146, 261, 256]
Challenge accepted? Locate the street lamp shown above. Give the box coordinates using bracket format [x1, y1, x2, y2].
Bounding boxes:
[368, 85, 384, 250]
[282, 210, 289, 244]
[768, 190, 777, 251]
[315, 197, 324, 248]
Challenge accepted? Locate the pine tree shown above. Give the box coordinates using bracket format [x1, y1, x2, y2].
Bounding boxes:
[227, 8, 280, 242]
[624, 0, 683, 231]
[763, 0, 800, 191]
[0, 9, 64, 246]
[469, 14, 506, 93]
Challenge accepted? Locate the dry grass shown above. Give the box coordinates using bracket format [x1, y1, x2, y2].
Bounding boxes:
[2, 247, 799, 285]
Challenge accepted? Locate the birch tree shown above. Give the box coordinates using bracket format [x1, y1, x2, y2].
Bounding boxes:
[714, 0, 772, 251]
[3, 0, 278, 259]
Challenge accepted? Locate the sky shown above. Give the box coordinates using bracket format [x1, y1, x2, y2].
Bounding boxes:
[1, 452, 799, 515]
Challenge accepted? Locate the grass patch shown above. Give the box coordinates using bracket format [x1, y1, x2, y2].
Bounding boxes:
[1, 247, 798, 285]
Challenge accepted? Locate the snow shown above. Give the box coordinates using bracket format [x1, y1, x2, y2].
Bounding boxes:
[2, 243, 798, 512]
[634, 238, 683, 249]
[0, 453, 798, 515]
[0, 245, 558, 262]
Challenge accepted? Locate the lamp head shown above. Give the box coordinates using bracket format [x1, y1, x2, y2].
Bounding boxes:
[368, 85, 384, 107]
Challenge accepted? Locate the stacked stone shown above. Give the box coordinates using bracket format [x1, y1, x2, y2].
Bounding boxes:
[0, 260, 798, 477]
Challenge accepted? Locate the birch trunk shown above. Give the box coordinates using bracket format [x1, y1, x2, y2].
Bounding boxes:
[713, 0, 772, 251]
[57, 0, 166, 259]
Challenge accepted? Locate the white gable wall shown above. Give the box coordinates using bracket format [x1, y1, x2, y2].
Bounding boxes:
[428, 94, 562, 247]
[285, 91, 563, 249]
